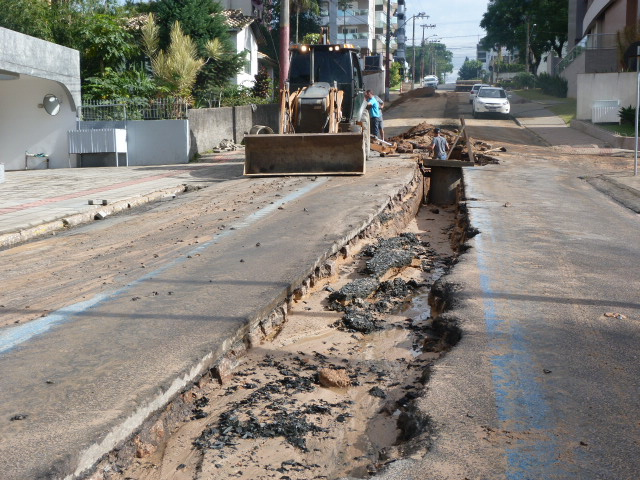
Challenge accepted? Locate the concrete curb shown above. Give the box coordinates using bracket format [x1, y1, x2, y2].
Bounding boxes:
[0, 185, 187, 250]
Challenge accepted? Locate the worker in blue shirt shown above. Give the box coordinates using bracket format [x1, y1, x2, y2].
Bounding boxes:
[365, 90, 382, 139]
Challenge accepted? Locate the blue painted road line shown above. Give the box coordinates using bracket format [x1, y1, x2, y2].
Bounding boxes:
[0, 178, 328, 355]
[473, 208, 564, 479]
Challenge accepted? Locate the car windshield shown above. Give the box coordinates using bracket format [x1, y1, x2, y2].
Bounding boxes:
[478, 88, 506, 98]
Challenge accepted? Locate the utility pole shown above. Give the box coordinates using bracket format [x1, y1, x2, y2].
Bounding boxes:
[410, 14, 426, 90]
[420, 24, 427, 83]
[279, 0, 290, 89]
[384, 0, 390, 101]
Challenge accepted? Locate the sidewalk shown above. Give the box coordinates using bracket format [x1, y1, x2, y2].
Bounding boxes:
[510, 95, 640, 213]
[0, 151, 244, 249]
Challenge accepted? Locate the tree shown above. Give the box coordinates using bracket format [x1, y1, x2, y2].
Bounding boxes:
[142, 13, 226, 102]
[152, 0, 245, 90]
[458, 58, 484, 80]
[292, 0, 319, 44]
[252, 66, 271, 98]
[0, 0, 52, 40]
[480, 0, 567, 73]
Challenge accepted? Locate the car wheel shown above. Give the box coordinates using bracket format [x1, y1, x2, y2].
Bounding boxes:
[472, 108, 477, 118]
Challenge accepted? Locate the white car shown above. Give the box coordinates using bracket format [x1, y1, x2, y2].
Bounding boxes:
[423, 75, 438, 88]
[469, 83, 490, 103]
[472, 86, 511, 118]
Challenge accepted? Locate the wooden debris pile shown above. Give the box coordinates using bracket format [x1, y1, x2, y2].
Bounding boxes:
[389, 120, 505, 164]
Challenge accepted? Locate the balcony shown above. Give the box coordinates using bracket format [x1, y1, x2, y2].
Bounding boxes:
[557, 33, 617, 74]
[321, 9, 371, 25]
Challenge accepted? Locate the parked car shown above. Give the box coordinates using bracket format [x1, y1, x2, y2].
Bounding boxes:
[472, 86, 511, 118]
[422, 75, 438, 88]
[468, 83, 490, 103]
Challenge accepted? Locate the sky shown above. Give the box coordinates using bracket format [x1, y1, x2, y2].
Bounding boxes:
[404, 0, 489, 82]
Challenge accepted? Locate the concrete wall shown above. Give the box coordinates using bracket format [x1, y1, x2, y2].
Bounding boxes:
[0, 27, 80, 171]
[576, 71, 637, 120]
[78, 120, 189, 167]
[561, 51, 586, 98]
[188, 107, 235, 156]
[0, 27, 80, 108]
[188, 103, 279, 157]
[1, 76, 78, 170]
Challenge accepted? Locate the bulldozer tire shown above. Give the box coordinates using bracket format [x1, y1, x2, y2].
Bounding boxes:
[360, 111, 371, 159]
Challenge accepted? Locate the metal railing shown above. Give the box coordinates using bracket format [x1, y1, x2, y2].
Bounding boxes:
[556, 33, 617, 73]
[79, 98, 189, 122]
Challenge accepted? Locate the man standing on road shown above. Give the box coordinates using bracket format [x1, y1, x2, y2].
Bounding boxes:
[428, 128, 449, 160]
[365, 90, 382, 139]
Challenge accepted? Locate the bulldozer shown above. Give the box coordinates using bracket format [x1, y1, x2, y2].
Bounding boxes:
[243, 43, 371, 176]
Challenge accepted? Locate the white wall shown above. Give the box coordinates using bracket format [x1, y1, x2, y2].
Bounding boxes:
[0, 75, 77, 170]
[233, 27, 258, 88]
[576, 71, 637, 120]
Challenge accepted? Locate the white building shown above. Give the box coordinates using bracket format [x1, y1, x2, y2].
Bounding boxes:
[222, 10, 262, 88]
[319, 0, 397, 56]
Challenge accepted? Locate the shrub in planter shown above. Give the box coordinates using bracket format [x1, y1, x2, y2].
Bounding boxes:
[619, 105, 636, 125]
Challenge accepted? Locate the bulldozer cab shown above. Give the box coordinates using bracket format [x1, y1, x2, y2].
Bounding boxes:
[288, 44, 366, 123]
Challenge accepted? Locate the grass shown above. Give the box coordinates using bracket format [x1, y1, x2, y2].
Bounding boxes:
[596, 122, 637, 137]
[513, 88, 577, 125]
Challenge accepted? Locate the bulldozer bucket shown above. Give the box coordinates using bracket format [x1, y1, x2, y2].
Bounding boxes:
[243, 132, 366, 176]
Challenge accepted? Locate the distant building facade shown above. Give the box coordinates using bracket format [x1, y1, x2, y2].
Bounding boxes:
[319, 0, 397, 56]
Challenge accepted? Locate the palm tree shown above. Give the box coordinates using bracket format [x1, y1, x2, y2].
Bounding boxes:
[292, 0, 319, 44]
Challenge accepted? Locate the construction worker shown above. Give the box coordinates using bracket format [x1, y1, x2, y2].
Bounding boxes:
[428, 128, 449, 160]
[365, 90, 382, 139]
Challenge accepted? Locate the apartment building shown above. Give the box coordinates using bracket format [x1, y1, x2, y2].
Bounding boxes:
[319, 0, 397, 56]
[561, 0, 639, 96]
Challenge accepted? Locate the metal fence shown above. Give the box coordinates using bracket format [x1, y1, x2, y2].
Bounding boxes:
[78, 98, 189, 122]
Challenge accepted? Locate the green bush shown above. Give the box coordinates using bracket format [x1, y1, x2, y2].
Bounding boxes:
[512, 72, 535, 89]
[194, 85, 272, 108]
[536, 73, 568, 98]
[619, 105, 637, 125]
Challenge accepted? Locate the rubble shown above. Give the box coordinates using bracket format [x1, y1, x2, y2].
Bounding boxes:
[390, 121, 505, 164]
[212, 138, 242, 152]
[318, 368, 351, 388]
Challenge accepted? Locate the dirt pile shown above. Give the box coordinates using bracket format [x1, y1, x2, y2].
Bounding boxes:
[389, 121, 504, 164]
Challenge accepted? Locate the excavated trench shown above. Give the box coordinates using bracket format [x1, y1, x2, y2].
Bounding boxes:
[97, 174, 475, 480]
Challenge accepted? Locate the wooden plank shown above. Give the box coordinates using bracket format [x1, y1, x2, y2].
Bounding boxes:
[445, 125, 464, 161]
[460, 117, 475, 163]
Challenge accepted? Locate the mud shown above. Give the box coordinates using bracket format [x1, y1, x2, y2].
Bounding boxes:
[103, 203, 462, 480]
